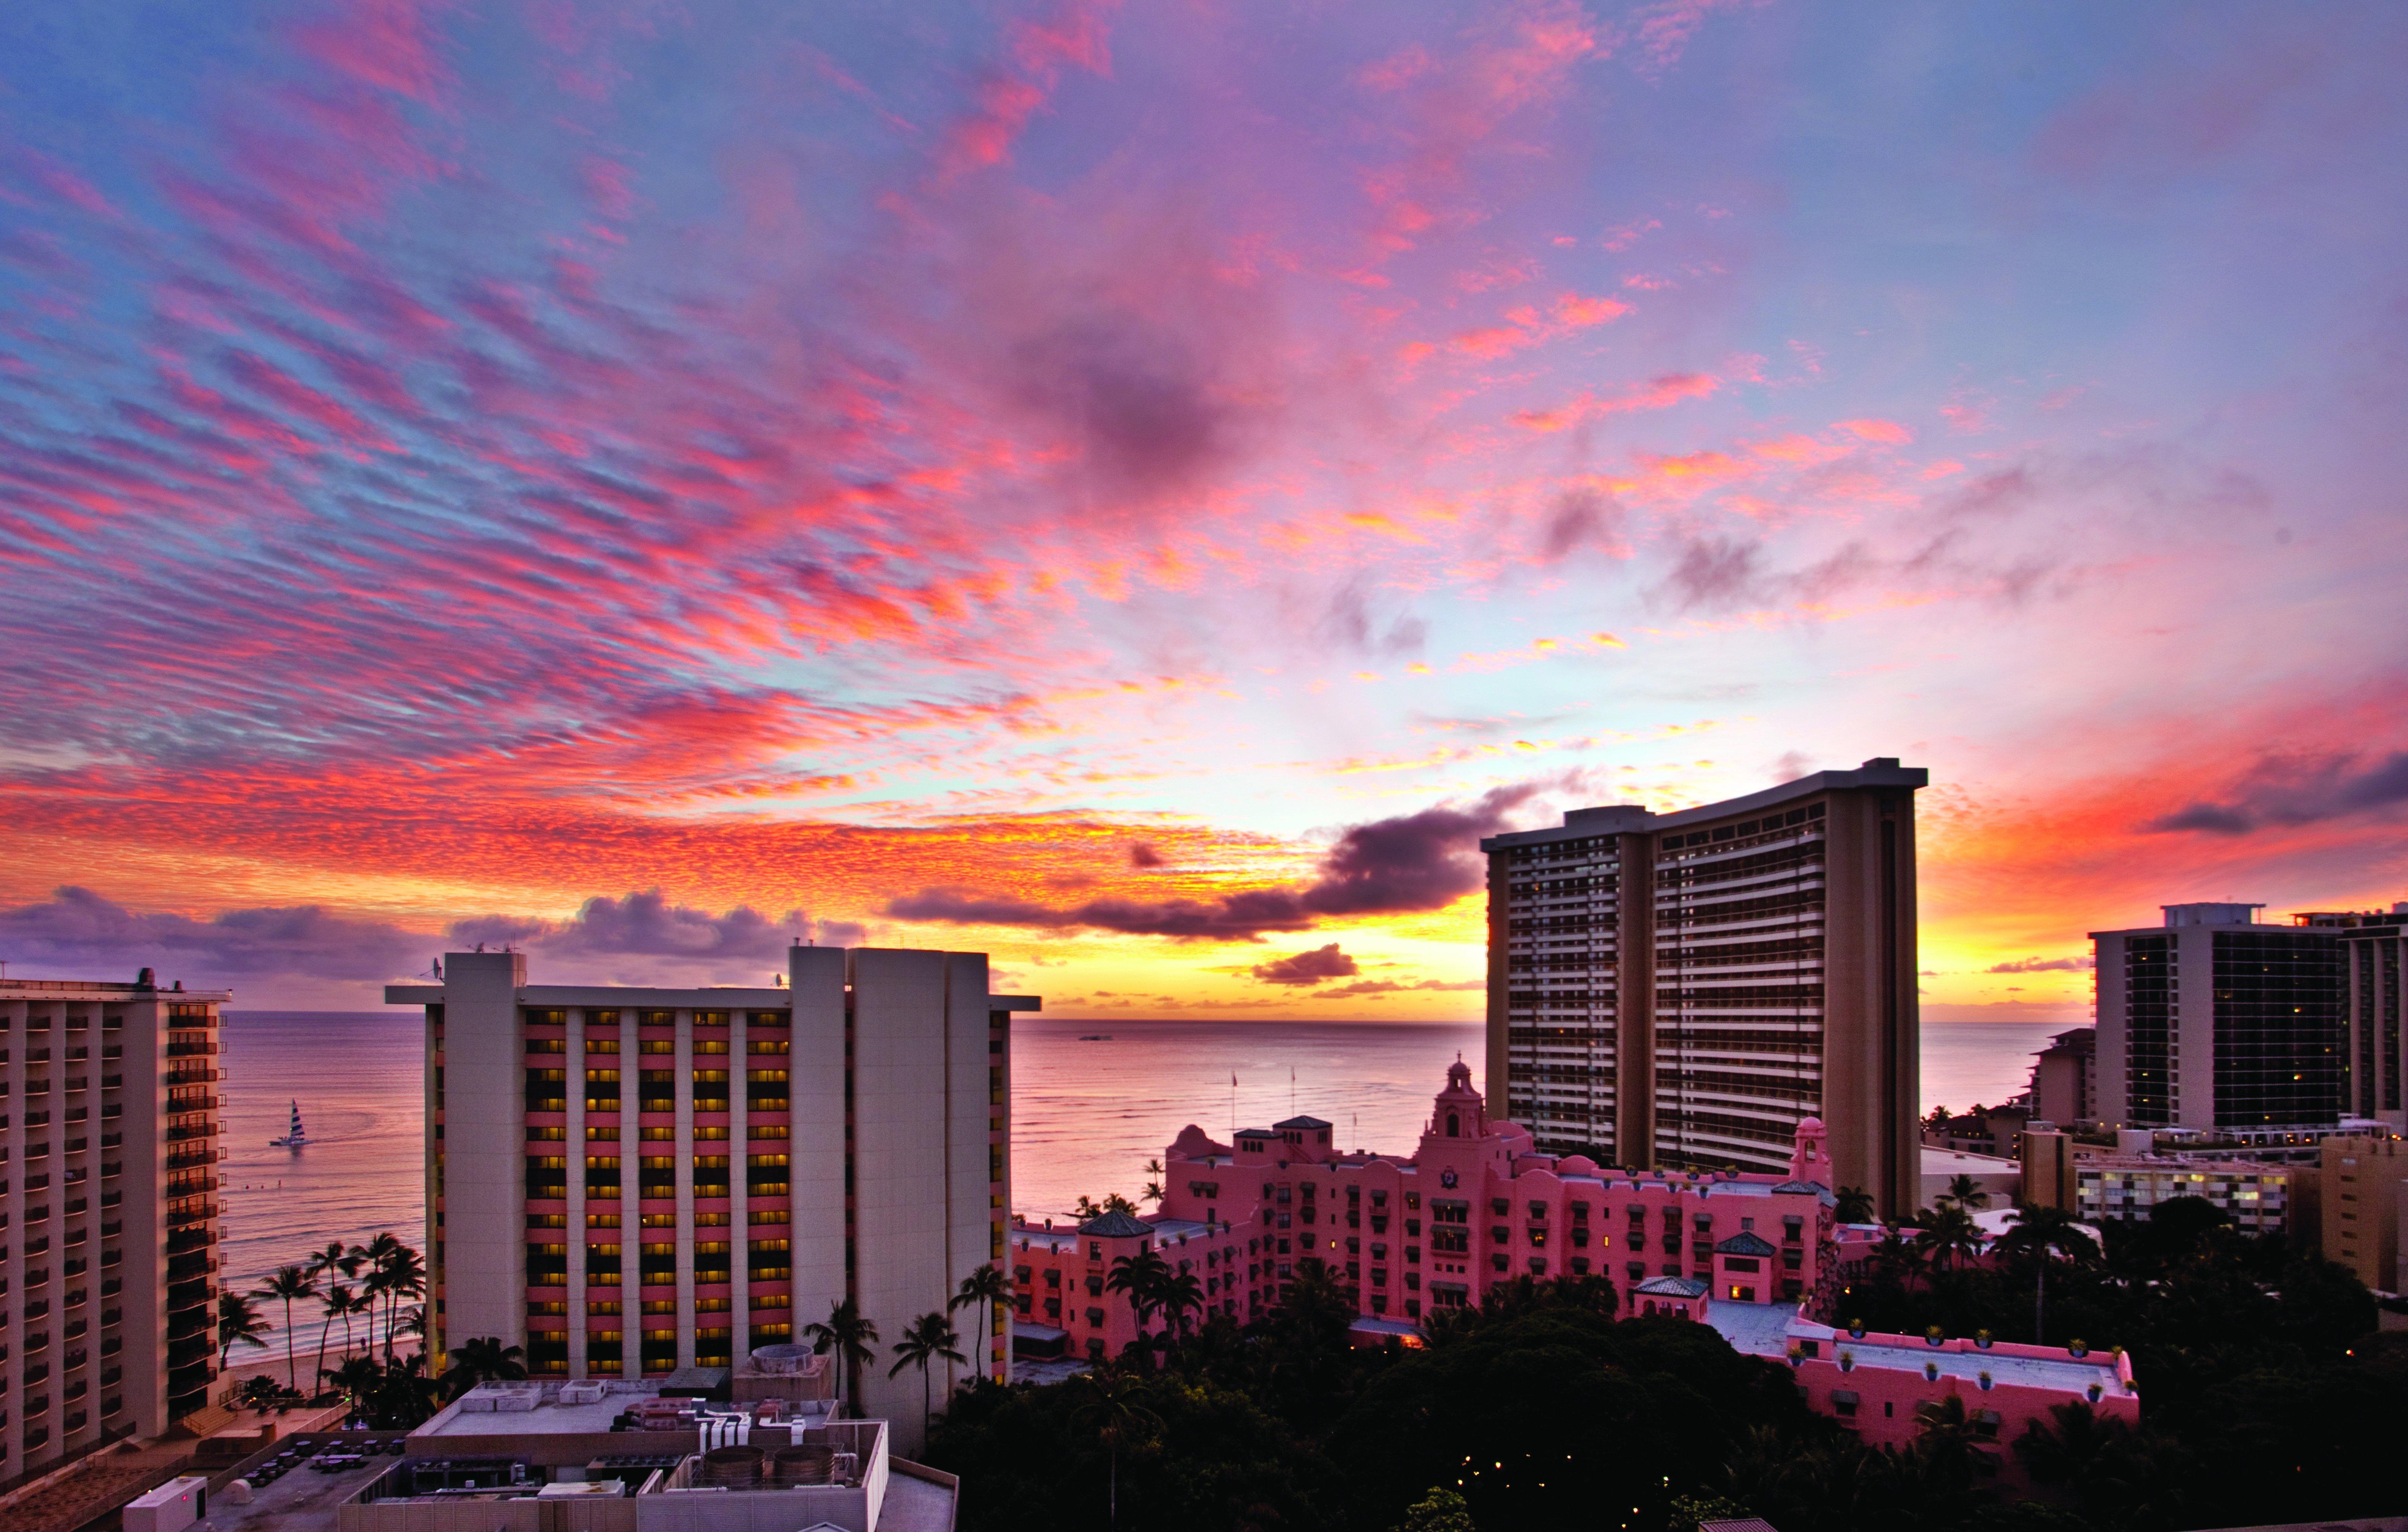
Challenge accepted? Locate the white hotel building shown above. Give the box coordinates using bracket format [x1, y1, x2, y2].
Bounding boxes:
[387, 947, 1035, 1453]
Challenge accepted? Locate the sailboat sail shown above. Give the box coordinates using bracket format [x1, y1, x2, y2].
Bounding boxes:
[269, 1099, 309, 1148]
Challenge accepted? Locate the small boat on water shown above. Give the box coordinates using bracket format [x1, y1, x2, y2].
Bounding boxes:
[1078, 1034, 1114, 1041]
[268, 1099, 309, 1148]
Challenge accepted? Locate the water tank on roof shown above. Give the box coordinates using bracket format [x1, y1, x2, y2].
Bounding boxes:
[751, 1343, 815, 1374]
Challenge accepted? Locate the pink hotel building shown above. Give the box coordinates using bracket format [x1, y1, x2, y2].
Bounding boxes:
[1010, 1061, 2137, 1461]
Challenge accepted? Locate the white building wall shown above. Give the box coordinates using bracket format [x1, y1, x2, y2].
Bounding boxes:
[440, 951, 527, 1354]
[944, 951, 993, 1394]
[849, 949, 949, 1450]
[788, 948, 849, 1340]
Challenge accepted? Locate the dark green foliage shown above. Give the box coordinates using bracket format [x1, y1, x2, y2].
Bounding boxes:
[1330, 1311, 1809, 1532]
[1393, 1486, 1477, 1532]
[933, 1202, 2395, 1532]
[1822, 1198, 2396, 1528]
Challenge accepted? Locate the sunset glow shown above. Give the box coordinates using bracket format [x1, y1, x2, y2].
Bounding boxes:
[4, 2, 2405, 1019]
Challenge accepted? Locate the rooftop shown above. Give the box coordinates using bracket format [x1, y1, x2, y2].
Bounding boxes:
[416, 1386, 638, 1437]
[1707, 1303, 2131, 1396]
[0, 976, 231, 998]
[1483, 758, 1926, 849]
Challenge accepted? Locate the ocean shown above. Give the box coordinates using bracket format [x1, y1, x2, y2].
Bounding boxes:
[216, 1011, 2076, 1351]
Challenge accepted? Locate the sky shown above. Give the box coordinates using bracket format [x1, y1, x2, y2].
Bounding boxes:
[3, 0, 2406, 1022]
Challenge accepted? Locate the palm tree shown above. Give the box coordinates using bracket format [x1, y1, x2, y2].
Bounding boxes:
[1155, 1270, 1204, 1340]
[322, 1354, 385, 1425]
[804, 1297, 881, 1416]
[375, 1241, 428, 1362]
[1074, 1192, 1139, 1219]
[336, 1284, 373, 1360]
[218, 1290, 272, 1370]
[1141, 1158, 1166, 1207]
[311, 1285, 354, 1393]
[1833, 1185, 1876, 1224]
[307, 1238, 363, 1283]
[949, 1265, 1012, 1380]
[441, 1336, 528, 1401]
[352, 1232, 411, 1360]
[1067, 1368, 1160, 1531]
[1939, 1173, 1992, 1211]
[888, 1311, 967, 1430]
[1998, 1201, 2098, 1344]
[1912, 1204, 1985, 1275]
[1105, 1247, 1169, 1335]
[252, 1265, 320, 1394]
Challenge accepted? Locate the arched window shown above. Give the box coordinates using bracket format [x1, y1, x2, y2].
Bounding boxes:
[1447, 1112, 1460, 1138]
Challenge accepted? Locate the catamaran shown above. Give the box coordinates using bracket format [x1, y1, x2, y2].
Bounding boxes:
[268, 1099, 309, 1148]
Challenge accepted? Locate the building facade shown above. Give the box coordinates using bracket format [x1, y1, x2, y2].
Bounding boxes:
[2071, 1156, 2299, 1234]
[1018, 1062, 1847, 1352]
[2317, 905, 2408, 1131]
[2092, 903, 2345, 1132]
[0, 974, 228, 1475]
[387, 948, 1033, 1453]
[2321, 1134, 2408, 1295]
[1482, 758, 1924, 1214]
[2027, 1027, 2097, 1128]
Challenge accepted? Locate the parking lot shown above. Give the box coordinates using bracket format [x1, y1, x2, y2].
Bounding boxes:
[203, 1437, 406, 1532]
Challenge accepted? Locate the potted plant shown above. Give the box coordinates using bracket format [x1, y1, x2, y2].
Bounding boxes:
[2086, 1382, 2103, 1403]
[1978, 1371, 1994, 1391]
[2068, 1339, 2088, 1358]
[1975, 1329, 1992, 1350]
[1925, 1325, 1944, 1348]
[1787, 1343, 1804, 1369]
[1848, 1319, 1866, 1340]
[1924, 1360, 1940, 1381]
[1839, 1350, 1855, 1373]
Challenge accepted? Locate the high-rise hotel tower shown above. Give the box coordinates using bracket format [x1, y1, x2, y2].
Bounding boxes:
[387, 947, 1035, 1452]
[0, 974, 229, 1475]
[1483, 758, 1924, 1215]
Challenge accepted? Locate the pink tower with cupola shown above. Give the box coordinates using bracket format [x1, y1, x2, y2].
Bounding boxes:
[1789, 1115, 1833, 1184]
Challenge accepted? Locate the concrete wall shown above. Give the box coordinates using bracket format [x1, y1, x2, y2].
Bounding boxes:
[790, 948, 849, 1342]
[1820, 786, 1921, 1220]
[442, 952, 529, 1355]
[849, 950, 950, 1449]
[942, 952, 992, 1394]
[124, 994, 172, 1440]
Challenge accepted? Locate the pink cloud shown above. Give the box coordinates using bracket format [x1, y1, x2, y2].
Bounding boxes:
[1837, 418, 1913, 444]
[1514, 370, 1717, 431]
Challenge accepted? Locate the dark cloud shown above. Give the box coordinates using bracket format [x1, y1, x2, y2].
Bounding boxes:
[1986, 955, 2094, 973]
[1250, 943, 1359, 985]
[1536, 487, 1623, 563]
[1317, 579, 1429, 659]
[884, 887, 1318, 940]
[1943, 468, 2036, 518]
[1128, 841, 1166, 868]
[0, 887, 864, 990]
[0, 886, 424, 984]
[1011, 315, 1232, 498]
[1661, 535, 1763, 609]
[886, 784, 1538, 941]
[2144, 750, 2408, 835]
[454, 891, 806, 960]
[1300, 786, 1534, 915]
[1311, 977, 1485, 999]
